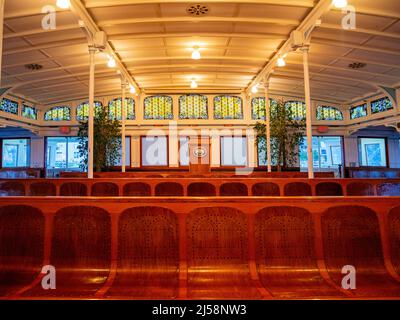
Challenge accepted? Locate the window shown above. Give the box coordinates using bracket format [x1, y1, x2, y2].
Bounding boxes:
[179, 136, 190, 166]
[284, 101, 306, 120]
[76, 101, 103, 121]
[2, 139, 30, 167]
[0, 98, 18, 115]
[300, 136, 343, 170]
[251, 97, 278, 120]
[46, 137, 83, 170]
[371, 97, 393, 114]
[316, 106, 343, 121]
[179, 94, 208, 119]
[350, 103, 367, 119]
[108, 98, 135, 120]
[257, 136, 278, 166]
[114, 137, 131, 166]
[220, 136, 247, 166]
[214, 95, 243, 119]
[358, 137, 387, 167]
[22, 105, 38, 120]
[44, 106, 71, 121]
[144, 96, 173, 120]
[141, 136, 168, 166]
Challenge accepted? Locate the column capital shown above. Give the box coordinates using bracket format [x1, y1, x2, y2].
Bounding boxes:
[300, 45, 310, 52]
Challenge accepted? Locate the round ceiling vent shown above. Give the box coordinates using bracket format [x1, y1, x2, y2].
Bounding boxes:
[187, 4, 210, 16]
[25, 63, 43, 71]
[348, 62, 366, 69]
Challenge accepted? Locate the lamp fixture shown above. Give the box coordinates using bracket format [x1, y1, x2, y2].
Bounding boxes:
[191, 46, 201, 60]
[190, 79, 198, 89]
[129, 85, 136, 94]
[56, 0, 71, 9]
[107, 56, 116, 68]
[251, 84, 259, 94]
[332, 0, 348, 9]
[277, 57, 286, 67]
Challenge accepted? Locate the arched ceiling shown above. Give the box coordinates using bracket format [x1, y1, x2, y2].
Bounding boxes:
[2, 0, 399, 107]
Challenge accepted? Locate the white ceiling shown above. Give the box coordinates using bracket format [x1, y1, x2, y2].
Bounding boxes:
[2, 0, 400, 107]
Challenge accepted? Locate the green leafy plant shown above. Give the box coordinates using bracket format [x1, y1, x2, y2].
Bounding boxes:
[254, 99, 305, 170]
[77, 107, 121, 172]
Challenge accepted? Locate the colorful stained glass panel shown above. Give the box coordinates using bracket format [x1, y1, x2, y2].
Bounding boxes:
[251, 97, 278, 120]
[108, 98, 135, 120]
[22, 105, 38, 120]
[350, 104, 367, 119]
[76, 101, 103, 121]
[179, 94, 208, 119]
[44, 106, 71, 121]
[316, 106, 343, 121]
[371, 97, 393, 114]
[284, 101, 306, 120]
[144, 96, 173, 120]
[0, 98, 18, 115]
[214, 95, 243, 119]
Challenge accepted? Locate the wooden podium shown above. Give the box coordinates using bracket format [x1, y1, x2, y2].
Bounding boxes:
[189, 137, 211, 174]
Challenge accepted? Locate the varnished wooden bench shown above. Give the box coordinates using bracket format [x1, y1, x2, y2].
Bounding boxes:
[1, 196, 400, 299]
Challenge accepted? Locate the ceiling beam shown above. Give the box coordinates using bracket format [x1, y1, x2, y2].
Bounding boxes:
[3, 38, 86, 55]
[313, 38, 400, 56]
[4, 24, 80, 39]
[84, 0, 314, 8]
[285, 61, 400, 80]
[108, 32, 287, 40]
[320, 23, 400, 40]
[99, 16, 300, 27]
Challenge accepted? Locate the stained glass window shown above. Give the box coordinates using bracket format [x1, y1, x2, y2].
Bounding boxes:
[284, 101, 306, 120]
[44, 106, 71, 121]
[214, 95, 243, 119]
[22, 105, 38, 120]
[350, 103, 367, 119]
[316, 106, 343, 121]
[76, 101, 103, 121]
[251, 97, 278, 120]
[179, 94, 208, 119]
[144, 96, 173, 120]
[108, 98, 135, 120]
[0, 98, 18, 115]
[371, 97, 393, 114]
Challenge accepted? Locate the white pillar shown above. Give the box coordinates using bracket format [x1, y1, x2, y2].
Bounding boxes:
[302, 46, 314, 179]
[88, 47, 96, 178]
[0, 0, 5, 87]
[121, 79, 126, 172]
[264, 84, 272, 172]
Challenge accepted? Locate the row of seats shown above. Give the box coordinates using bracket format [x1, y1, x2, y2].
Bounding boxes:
[1, 204, 400, 299]
[1, 180, 400, 196]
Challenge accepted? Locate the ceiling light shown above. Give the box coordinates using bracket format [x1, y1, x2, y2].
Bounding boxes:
[332, 0, 348, 8]
[277, 57, 286, 67]
[192, 46, 201, 60]
[129, 85, 136, 94]
[251, 84, 259, 94]
[56, 0, 71, 9]
[191, 79, 198, 89]
[107, 56, 116, 68]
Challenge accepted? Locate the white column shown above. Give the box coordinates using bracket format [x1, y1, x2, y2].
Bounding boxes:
[302, 46, 314, 179]
[121, 79, 126, 172]
[0, 0, 4, 87]
[264, 84, 272, 172]
[88, 46, 96, 178]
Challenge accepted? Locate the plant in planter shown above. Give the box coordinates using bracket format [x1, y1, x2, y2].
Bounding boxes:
[77, 106, 121, 172]
[254, 99, 306, 171]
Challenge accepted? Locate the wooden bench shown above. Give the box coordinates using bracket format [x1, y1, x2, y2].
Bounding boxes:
[2, 178, 400, 197]
[1, 196, 400, 299]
